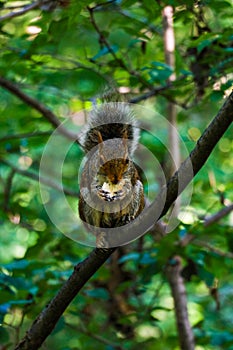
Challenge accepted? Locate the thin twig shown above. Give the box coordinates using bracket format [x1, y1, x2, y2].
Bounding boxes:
[3, 169, 16, 212]
[129, 79, 178, 103]
[129, 76, 191, 109]
[119, 9, 162, 35]
[66, 322, 123, 350]
[0, 131, 52, 143]
[204, 203, 233, 227]
[0, 77, 79, 143]
[194, 240, 233, 259]
[87, 6, 154, 90]
[88, 4, 191, 106]
[2, 4, 30, 10]
[0, 158, 79, 198]
[91, 0, 117, 10]
[0, 1, 42, 22]
[87, 6, 127, 68]
[180, 203, 233, 258]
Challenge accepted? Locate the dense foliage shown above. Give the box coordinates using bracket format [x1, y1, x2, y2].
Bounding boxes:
[0, 1, 232, 349]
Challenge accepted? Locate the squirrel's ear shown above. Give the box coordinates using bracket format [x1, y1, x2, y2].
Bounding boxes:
[122, 130, 129, 161]
[97, 131, 103, 144]
[97, 131, 107, 164]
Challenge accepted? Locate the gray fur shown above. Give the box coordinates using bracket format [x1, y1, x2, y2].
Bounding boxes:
[79, 102, 140, 155]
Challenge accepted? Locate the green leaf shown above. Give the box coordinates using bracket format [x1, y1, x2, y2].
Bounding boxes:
[210, 90, 224, 102]
[92, 45, 119, 60]
[73, 69, 107, 98]
[140, 252, 156, 265]
[85, 288, 109, 300]
[197, 265, 214, 287]
[0, 325, 9, 343]
[211, 330, 233, 346]
[118, 252, 140, 263]
[3, 259, 30, 271]
[51, 316, 66, 335]
[0, 303, 10, 315]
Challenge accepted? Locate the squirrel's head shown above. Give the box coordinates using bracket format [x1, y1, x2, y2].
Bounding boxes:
[96, 158, 133, 202]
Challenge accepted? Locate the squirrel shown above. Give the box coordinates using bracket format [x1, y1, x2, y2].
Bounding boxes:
[78, 102, 145, 248]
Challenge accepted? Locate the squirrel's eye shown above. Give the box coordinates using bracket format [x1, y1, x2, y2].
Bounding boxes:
[98, 171, 106, 177]
[123, 169, 129, 175]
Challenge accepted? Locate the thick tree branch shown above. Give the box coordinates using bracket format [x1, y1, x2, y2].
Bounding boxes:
[14, 92, 233, 349]
[165, 256, 195, 350]
[15, 248, 115, 350]
[98, 91, 233, 247]
[0, 77, 78, 142]
[163, 90, 233, 216]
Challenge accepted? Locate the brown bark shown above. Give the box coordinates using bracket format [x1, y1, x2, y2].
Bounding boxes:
[14, 248, 115, 350]
[166, 256, 195, 350]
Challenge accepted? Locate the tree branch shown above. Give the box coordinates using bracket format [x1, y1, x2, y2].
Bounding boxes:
[0, 131, 52, 143]
[87, 6, 154, 90]
[162, 91, 233, 216]
[0, 77, 78, 142]
[204, 203, 233, 227]
[66, 322, 123, 350]
[15, 248, 115, 350]
[88, 2, 190, 109]
[129, 77, 183, 103]
[97, 90, 233, 247]
[0, 158, 79, 198]
[165, 256, 195, 350]
[14, 91, 233, 349]
[0, 1, 42, 22]
[194, 239, 233, 259]
[3, 169, 16, 212]
[129, 75, 191, 109]
[181, 203, 233, 259]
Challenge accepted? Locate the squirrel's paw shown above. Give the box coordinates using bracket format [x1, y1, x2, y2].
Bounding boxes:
[96, 232, 110, 249]
[122, 214, 135, 224]
[97, 188, 125, 202]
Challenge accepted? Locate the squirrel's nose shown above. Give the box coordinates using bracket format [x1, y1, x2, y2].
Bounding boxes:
[112, 176, 118, 185]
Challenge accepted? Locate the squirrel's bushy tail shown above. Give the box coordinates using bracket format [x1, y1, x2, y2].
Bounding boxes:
[79, 102, 139, 155]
